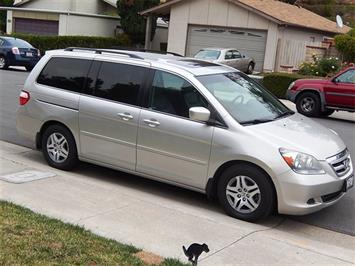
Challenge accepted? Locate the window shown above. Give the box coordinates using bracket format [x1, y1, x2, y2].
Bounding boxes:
[336, 69, 355, 84]
[225, 51, 233, 60]
[232, 50, 242, 59]
[95, 62, 147, 106]
[194, 50, 221, 60]
[37, 57, 91, 92]
[149, 70, 208, 118]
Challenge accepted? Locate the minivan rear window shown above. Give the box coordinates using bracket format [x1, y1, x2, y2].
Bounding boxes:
[94, 62, 147, 106]
[37, 57, 92, 92]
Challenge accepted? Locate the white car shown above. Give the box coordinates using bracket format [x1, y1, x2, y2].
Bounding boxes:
[194, 48, 255, 73]
[17, 48, 354, 222]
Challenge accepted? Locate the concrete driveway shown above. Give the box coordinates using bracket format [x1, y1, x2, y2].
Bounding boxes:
[0, 141, 354, 265]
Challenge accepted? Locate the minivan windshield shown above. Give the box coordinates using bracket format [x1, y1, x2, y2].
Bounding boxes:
[197, 72, 293, 125]
[195, 50, 221, 60]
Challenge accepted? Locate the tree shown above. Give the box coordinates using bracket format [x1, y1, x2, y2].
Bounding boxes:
[117, 0, 160, 45]
[335, 28, 355, 63]
[0, 0, 14, 33]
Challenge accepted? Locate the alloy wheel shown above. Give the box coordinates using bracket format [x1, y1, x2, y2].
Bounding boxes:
[226, 175, 261, 213]
[300, 97, 315, 113]
[46, 132, 69, 163]
[0, 57, 5, 69]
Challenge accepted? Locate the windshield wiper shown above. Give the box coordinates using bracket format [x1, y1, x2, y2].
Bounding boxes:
[240, 118, 274, 125]
[275, 110, 295, 119]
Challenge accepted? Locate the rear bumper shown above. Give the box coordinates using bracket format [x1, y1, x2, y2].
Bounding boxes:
[8, 55, 40, 67]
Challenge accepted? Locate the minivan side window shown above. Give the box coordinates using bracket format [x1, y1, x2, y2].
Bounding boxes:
[149, 70, 209, 118]
[37, 57, 91, 92]
[94, 62, 147, 106]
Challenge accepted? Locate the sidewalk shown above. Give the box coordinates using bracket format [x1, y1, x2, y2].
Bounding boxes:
[0, 140, 354, 265]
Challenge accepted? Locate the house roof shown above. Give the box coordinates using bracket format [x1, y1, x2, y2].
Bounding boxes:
[14, 0, 117, 8]
[140, 0, 351, 34]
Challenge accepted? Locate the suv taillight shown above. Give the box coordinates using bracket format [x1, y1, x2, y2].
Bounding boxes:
[19, 90, 30, 105]
[12, 47, 20, 55]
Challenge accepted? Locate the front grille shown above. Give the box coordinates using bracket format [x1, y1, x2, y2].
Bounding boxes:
[327, 149, 351, 177]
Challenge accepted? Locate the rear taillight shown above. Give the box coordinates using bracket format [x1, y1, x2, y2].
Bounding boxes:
[19, 90, 30, 106]
[12, 47, 20, 55]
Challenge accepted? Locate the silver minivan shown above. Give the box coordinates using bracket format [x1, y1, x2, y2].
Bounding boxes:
[17, 48, 354, 222]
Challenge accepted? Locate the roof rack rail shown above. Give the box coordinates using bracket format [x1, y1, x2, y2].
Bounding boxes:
[64, 47, 144, 59]
[110, 46, 183, 57]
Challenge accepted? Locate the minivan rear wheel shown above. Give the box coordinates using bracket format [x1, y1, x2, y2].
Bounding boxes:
[42, 125, 78, 170]
[217, 164, 274, 222]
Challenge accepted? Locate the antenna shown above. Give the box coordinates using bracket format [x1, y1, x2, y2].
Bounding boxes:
[336, 15, 344, 28]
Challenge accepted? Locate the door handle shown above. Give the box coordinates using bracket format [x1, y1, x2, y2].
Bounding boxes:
[143, 119, 160, 128]
[117, 112, 133, 121]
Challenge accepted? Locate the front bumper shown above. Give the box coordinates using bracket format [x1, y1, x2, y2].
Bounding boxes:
[286, 89, 299, 103]
[277, 160, 353, 215]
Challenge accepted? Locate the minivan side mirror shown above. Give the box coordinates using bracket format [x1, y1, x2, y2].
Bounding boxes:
[189, 107, 211, 122]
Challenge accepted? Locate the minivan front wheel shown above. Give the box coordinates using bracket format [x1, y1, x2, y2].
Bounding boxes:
[42, 125, 78, 170]
[217, 164, 274, 222]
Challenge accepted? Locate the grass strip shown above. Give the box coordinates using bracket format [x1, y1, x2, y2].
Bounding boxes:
[0, 201, 186, 266]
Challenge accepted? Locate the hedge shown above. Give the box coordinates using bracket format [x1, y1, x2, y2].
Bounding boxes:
[10, 33, 132, 54]
[262, 73, 315, 99]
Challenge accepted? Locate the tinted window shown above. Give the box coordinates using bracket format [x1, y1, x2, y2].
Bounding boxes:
[37, 57, 91, 92]
[8, 38, 33, 48]
[150, 70, 208, 118]
[337, 69, 355, 84]
[95, 62, 147, 106]
[232, 50, 241, 59]
[225, 51, 233, 60]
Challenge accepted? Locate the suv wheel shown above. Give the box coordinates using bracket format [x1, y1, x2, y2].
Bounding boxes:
[296, 92, 321, 117]
[42, 125, 78, 170]
[217, 164, 274, 222]
[0, 56, 8, 70]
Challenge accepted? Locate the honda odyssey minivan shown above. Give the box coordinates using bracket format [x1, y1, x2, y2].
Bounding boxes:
[16, 48, 354, 221]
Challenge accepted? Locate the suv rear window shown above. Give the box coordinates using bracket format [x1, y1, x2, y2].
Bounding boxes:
[37, 57, 91, 92]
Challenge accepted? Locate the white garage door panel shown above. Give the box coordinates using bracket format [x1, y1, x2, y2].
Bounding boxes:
[186, 26, 267, 72]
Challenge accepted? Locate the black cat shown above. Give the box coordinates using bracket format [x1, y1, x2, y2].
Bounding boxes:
[182, 243, 209, 265]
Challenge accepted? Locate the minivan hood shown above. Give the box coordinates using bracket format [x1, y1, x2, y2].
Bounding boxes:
[249, 114, 345, 160]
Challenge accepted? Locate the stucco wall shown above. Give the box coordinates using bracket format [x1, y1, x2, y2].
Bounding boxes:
[152, 26, 168, 51]
[167, 0, 279, 71]
[58, 14, 119, 37]
[279, 26, 333, 42]
[19, 0, 116, 15]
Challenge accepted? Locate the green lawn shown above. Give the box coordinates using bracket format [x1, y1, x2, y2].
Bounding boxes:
[0, 201, 187, 266]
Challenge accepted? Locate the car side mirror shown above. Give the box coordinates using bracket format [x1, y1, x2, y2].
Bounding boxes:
[332, 78, 339, 83]
[189, 107, 211, 122]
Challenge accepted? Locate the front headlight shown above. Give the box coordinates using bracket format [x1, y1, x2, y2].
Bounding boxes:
[279, 148, 325, 175]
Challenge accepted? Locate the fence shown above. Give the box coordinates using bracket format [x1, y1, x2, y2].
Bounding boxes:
[274, 39, 339, 72]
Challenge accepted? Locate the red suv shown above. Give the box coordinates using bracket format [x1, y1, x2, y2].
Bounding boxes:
[287, 67, 355, 117]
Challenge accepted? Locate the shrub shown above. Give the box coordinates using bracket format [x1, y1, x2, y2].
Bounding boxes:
[262, 73, 314, 99]
[298, 56, 341, 77]
[335, 28, 355, 63]
[9, 33, 131, 54]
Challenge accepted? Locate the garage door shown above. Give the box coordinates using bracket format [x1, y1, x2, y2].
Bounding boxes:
[186, 25, 267, 72]
[14, 18, 59, 36]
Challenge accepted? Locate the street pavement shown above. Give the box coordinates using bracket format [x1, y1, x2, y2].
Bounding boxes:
[1, 140, 354, 265]
[0, 68, 355, 238]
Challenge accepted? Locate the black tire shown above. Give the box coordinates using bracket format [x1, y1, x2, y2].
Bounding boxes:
[320, 109, 335, 117]
[246, 62, 255, 74]
[0, 55, 9, 70]
[296, 92, 321, 117]
[42, 124, 78, 170]
[217, 164, 275, 222]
